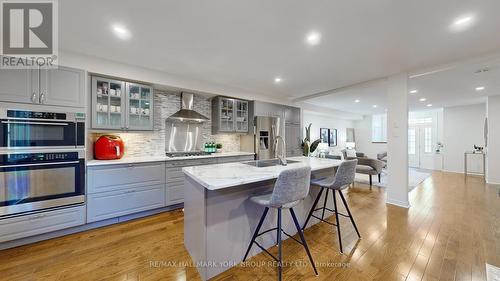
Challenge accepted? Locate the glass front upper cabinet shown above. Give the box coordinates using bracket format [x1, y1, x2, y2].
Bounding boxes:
[91, 76, 153, 131]
[92, 77, 125, 130]
[212, 96, 250, 134]
[235, 100, 249, 132]
[219, 97, 235, 132]
[126, 83, 153, 130]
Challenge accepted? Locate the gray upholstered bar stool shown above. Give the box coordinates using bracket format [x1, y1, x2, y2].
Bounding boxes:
[302, 159, 361, 253]
[243, 166, 318, 281]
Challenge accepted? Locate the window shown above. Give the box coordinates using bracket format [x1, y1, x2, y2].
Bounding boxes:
[372, 114, 387, 142]
[409, 117, 432, 125]
[424, 127, 432, 153]
[408, 128, 416, 155]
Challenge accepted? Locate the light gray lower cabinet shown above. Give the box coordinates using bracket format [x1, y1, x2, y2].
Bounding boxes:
[86, 162, 166, 223]
[87, 184, 166, 223]
[0, 206, 85, 243]
[165, 156, 254, 206]
[165, 158, 217, 206]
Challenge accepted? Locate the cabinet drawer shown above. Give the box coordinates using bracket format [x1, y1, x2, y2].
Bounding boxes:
[88, 162, 165, 193]
[0, 206, 85, 243]
[166, 168, 184, 180]
[167, 186, 184, 206]
[87, 184, 166, 223]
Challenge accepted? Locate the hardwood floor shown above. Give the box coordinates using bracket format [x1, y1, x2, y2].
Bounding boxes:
[0, 171, 498, 281]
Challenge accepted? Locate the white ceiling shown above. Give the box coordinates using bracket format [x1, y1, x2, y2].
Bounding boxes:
[60, 0, 500, 99]
[303, 57, 500, 114]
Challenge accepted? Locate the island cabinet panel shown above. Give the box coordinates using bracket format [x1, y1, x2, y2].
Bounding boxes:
[86, 184, 166, 223]
[88, 162, 165, 194]
[0, 206, 85, 243]
[86, 162, 166, 223]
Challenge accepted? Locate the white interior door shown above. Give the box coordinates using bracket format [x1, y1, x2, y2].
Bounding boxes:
[408, 127, 419, 167]
[419, 125, 434, 169]
[408, 125, 434, 169]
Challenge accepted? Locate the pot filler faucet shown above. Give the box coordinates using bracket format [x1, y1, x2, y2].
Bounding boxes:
[275, 135, 287, 166]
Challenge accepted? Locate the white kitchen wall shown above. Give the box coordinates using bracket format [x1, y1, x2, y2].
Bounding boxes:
[353, 115, 388, 159]
[89, 91, 241, 158]
[443, 103, 486, 174]
[302, 110, 354, 156]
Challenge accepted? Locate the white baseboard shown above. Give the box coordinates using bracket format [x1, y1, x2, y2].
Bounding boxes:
[386, 198, 410, 209]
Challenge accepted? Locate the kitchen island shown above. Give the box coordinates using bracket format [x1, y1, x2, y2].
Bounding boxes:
[182, 156, 342, 280]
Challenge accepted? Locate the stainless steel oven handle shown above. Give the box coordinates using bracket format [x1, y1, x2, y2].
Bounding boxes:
[0, 161, 80, 168]
[1, 121, 70, 126]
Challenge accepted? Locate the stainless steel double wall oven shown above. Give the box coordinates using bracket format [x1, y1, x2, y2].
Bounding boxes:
[0, 109, 86, 217]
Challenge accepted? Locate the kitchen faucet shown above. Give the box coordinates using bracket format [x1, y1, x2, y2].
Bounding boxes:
[275, 135, 287, 166]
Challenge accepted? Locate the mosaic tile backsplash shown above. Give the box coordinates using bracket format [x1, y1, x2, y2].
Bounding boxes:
[90, 91, 242, 158]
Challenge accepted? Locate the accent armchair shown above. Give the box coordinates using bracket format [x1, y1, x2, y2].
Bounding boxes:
[355, 158, 386, 185]
[341, 149, 366, 160]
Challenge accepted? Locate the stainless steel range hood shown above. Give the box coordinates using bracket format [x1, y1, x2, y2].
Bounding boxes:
[166, 92, 209, 122]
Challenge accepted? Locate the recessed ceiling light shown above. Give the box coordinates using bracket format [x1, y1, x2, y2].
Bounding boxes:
[475, 86, 485, 91]
[112, 24, 131, 40]
[409, 90, 418, 94]
[372, 105, 377, 108]
[274, 77, 282, 83]
[419, 98, 427, 102]
[354, 99, 360, 103]
[427, 104, 433, 107]
[305, 31, 321, 46]
[450, 14, 475, 32]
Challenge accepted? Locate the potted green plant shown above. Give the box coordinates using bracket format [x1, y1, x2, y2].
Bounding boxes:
[216, 143, 223, 153]
[301, 123, 321, 156]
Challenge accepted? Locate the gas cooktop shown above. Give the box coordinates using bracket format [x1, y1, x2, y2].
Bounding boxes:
[165, 151, 212, 158]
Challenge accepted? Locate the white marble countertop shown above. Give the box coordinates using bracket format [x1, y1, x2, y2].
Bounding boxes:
[182, 156, 342, 190]
[86, 152, 255, 167]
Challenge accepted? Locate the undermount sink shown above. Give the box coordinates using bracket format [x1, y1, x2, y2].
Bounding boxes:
[243, 159, 300, 167]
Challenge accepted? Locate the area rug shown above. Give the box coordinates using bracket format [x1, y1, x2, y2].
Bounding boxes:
[354, 168, 431, 191]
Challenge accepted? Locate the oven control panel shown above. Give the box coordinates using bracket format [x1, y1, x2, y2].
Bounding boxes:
[7, 110, 67, 120]
[0, 152, 79, 164]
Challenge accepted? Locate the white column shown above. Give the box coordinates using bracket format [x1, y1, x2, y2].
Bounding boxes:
[486, 96, 500, 184]
[386, 73, 410, 208]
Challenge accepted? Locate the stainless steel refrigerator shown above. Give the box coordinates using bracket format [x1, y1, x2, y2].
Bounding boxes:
[240, 116, 284, 160]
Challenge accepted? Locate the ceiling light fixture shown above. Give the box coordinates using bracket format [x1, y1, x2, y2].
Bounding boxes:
[427, 104, 433, 107]
[419, 98, 427, 102]
[409, 90, 418, 94]
[274, 77, 282, 83]
[475, 86, 485, 91]
[305, 31, 321, 46]
[372, 105, 377, 108]
[354, 99, 360, 103]
[112, 24, 131, 40]
[450, 14, 475, 32]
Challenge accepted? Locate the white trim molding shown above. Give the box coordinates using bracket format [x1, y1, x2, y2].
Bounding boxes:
[386, 198, 411, 209]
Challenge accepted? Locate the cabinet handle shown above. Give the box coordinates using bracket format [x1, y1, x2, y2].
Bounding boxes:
[39, 92, 45, 104]
[127, 164, 134, 168]
[31, 92, 37, 103]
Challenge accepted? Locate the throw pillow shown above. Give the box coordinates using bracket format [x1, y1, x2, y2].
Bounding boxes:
[346, 149, 357, 158]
